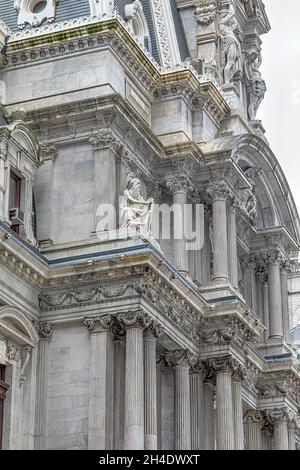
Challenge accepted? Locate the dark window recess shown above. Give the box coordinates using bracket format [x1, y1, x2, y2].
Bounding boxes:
[9, 170, 22, 235]
[32, 190, 37, 239]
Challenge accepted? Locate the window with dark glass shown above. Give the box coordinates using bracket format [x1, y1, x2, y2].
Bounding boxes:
[9, 170, 22, 234]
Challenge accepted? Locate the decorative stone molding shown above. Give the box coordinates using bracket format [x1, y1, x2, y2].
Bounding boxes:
[151, 0, 181, 67]
[124, 1, 150, 49]
[206, 181, 233, 201]
[165, 349, 194, 369]
[40, 283, 132, 310]
[14, 0, 59, 29]
[258, 383, 287, 399]
[194, 0, 217, 25]
[83, 314, 114, 334]
[199, 328, 235, 345]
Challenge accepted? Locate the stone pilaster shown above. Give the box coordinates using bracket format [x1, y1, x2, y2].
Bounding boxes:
[113, 325, 126, 450]
[268, 252, 284, 339]
[244, 410, 263, 450]
[165, 349, 193, 450]
[144, 322, 164, 450]
[34, 321, 53, 450]
[241, 255, 257, 313]
[84, 315, 115, 450]
[118, 311, 151, 450]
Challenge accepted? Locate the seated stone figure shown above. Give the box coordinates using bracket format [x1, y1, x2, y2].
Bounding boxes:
[120, 175, 153, 232]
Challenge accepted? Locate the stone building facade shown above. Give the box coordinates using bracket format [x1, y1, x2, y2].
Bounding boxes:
[0, 0, 299, 450]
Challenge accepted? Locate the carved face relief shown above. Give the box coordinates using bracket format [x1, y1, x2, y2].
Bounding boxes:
[14, 0, 58, 29]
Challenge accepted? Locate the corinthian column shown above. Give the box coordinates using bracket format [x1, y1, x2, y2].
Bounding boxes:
[84, 315, 114, 450]
[144, 322, 164, 450]
[190, 359, 205, 450]
[118, 311, 151, 450]
[281, 261, 291, 343]
[34, 322, 53, 450]
[268, 252, 284, 339]
[166, 350, 192, 450]
[232, 368, 245, 450]
[244, 410, 263, 450]
[272, 409, 289, 450]
[208, 356, 235, 449]
[228, 198, 239, 289]
[167, 178, 190, 275]
[207, 183, 230, 283]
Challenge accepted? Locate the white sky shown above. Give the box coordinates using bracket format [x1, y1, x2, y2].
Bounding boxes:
[257, 0, 300, 211]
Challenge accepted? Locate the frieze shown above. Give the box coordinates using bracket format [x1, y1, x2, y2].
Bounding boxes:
[40, 283, 132, 310]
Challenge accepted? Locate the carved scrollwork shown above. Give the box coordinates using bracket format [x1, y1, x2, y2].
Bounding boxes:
[33, 321, 53, 340]
[117, 310, 152, 330]
[194, 0, 217, 26]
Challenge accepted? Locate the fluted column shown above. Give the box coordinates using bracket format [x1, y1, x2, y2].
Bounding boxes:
[144, 322, 164, 450]
[272, 409, 289, 450]
[228, 198, 239, 289]
[168, 179, 189, 274]
[34, 322, 53, 450]
[281, 261, 291, 343]
[190, 360, 205, 450]
[84, 315, 114, 450]
[203, 381, 215, 449]
[241, 255, 257, 313]
[268, 252, 284, 339]
[244, 410, 263, 450]
[263, 280, 270, 340]
[207, 183, 231, 283]
[209, 356, 235, 450]
[288, 421, 296, 450]
[232, 369, 245, 450]
[118, 311, 151, 450]
[166, 350, 192, 450]
[113, 329, 126, 450]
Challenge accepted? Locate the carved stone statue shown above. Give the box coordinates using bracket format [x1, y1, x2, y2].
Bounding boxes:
[120, 175, 153, 232]
[245, 48, 267, 120]
[238, 167, 261, 222]
[219, 0, 242, 83]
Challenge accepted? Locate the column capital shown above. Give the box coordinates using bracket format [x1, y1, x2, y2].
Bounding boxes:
[244, 409, 264, 425]
[117, 309, 152, 331]
[205, 355, 241, 376]
[165, 349, 194, 369]
[83, 314, 114, 334]
[265, 407, 291, 424]
[266, 250, 285, 266]
[206, 181, 233, 202]
[166, 177, 191, 195]
[144, 320, 165, 340]
[33, 320, 53, 341]
[89, 128, 124, 154]
[39, 143, 58, 161]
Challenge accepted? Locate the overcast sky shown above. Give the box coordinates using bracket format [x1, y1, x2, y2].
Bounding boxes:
[257, 0, 300, 211]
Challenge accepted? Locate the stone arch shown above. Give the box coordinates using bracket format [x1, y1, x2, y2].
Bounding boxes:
[0, 306, 38, 346]
[9, 121, 40, 165]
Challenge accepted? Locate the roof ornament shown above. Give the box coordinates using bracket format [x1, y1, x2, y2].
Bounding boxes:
[14, 0, 59, 30]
